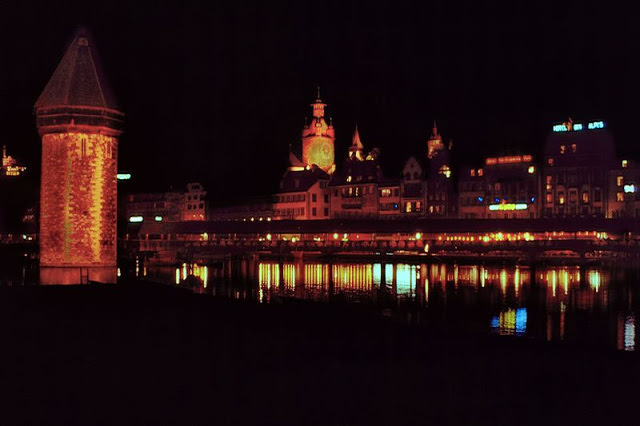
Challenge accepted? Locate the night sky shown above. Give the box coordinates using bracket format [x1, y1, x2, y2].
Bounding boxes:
[1, 1, 639, 204]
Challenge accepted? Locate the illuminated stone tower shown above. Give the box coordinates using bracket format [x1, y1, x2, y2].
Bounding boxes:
[301, 88, 335, 174]
[35, 30, 124, 284]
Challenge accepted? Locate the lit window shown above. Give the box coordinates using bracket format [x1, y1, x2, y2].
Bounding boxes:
[582, 192, 589, 204]
[527, 165, 535, 174]
[470, 169, 475, 177]
[571, 144, 577, 153]
[478, 169, 483, 177]
[547, 158, 554, 166]
[617, 176, 624, 187]
[560, 145, 566, 154]
[617, 192, 624, 202]
[622, 159, 628, 168]
[558, 193, 565, 205]
[546, 193, 553, 203]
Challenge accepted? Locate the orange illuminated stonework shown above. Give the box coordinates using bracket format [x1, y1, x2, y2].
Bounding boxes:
[301, 90, 335, 174]
[35, 30, 124, 284]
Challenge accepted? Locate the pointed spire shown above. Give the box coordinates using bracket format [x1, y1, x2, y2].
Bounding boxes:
[432, 120, 439, 138]
[349, 124, 364, 161]
[35, 28, 118, 111]
[316, 86, 322, 102]
[352, 125, 363, 149]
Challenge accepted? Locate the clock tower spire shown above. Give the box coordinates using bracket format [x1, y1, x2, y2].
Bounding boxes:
[301, 87, 335, 174]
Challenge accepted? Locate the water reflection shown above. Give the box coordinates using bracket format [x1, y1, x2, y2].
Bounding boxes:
[125, 257, 640, 352]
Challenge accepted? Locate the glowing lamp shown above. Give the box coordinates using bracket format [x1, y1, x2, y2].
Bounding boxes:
[624, 184, 636, 194]
[415, 232, 422, 240]
[527, 165, 535, 174]
[488, 203, 528, 211]
[129, 216, 144, 223]
[154, 216, 163, 222]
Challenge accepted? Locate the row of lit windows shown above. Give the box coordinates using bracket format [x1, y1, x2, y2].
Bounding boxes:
[405, 201, 422, 213]
[379, 188, 400, 197]
[276, 194, 305, 203]
[545, 190, 599, 205]
[274, 208, 305, 217]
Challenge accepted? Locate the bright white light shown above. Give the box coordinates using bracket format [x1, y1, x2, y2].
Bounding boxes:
[117, 173, 131, 180]
[129, 216, 143, 223]
[624, 184, 636, 194]
[154, 216, 163, 222]
[488, 203, 528, 211]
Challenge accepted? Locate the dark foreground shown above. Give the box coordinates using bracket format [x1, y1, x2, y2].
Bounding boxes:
[0, 282, 638, 425]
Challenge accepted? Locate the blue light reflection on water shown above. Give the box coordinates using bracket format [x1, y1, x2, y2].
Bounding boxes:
[31, 254, 639, 353]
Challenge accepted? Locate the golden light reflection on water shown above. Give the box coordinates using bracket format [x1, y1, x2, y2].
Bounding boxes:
[142, 259, 636, 351]
[174, 263, 209, 287]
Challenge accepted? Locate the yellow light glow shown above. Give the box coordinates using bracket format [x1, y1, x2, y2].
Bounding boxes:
[40, 132, 117, 271]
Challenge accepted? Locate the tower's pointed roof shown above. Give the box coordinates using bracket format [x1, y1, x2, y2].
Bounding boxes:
[352, 125, 364, 149]
[35, 29, 119, 111]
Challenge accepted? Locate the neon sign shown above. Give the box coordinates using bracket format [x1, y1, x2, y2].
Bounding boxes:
[117, 173, 131, 180]
[488, 203, 528, 211]
[553, 121, 605, 132]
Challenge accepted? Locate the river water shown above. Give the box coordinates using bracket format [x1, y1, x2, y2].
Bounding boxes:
[133, 255, 640, 353]
[3, 245, 640, 353]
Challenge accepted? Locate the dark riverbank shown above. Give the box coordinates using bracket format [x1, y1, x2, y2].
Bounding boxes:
[1, 281, 638, 425]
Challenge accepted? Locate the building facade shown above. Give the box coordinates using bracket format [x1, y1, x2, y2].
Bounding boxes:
[542, 120, 614, 218]
[400, 157, 427, 216]
[329, 127, 390, 219]
[608, 159, 640, 218]
[1, 145, 27, 177]
[425, 123, 456, 217]
[273, 167, 331, 220]
[126, 183, 209, 224]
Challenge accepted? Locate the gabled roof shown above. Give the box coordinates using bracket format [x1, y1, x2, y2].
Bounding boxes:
[279, 167, 330, 193]
[35, 29, 119, 111]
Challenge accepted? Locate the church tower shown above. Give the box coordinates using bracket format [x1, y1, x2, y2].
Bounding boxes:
[35, 29, 124, 284]
[348, 125, 364, 161]
[301, 88, 335, 174]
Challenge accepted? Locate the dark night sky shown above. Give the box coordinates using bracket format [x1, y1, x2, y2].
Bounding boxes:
[1, 1, 639, 204]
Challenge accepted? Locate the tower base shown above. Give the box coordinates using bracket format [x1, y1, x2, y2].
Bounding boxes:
[40, 266, 117, 285]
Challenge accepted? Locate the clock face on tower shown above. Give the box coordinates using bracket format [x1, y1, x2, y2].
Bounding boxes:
[303, 135, 334, 173]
